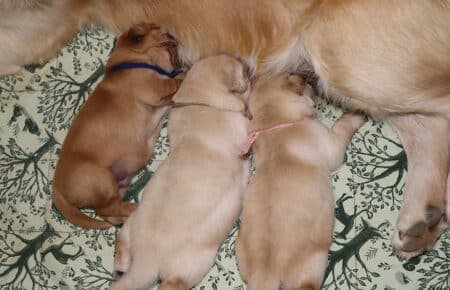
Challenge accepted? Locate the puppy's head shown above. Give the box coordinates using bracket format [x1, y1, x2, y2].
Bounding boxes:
[173, 54, 250, 113]
[108, 23, 180, 72]
[249, 74, 315, 128]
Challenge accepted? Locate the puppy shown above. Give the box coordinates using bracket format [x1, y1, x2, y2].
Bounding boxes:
[236, 74, 365, 290]
[110, 55, 250, 290]
[52, 23, 183, 229]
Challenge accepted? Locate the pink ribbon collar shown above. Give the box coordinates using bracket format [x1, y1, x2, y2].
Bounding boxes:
[240, 116, 312, 156]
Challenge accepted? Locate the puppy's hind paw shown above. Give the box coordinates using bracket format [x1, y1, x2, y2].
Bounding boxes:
[340, 112, 367, 130]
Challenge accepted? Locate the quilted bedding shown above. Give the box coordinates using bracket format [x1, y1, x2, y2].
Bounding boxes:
[0, 26, 449, 290]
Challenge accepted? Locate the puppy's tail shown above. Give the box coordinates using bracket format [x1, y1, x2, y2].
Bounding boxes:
[53, 192, 112, 229]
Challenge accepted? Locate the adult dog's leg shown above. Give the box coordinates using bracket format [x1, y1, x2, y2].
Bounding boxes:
[0, 0, 88, 75]
[389, 114, 449, 260]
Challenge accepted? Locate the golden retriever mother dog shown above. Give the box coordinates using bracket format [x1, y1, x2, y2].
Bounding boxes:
[52, 23, 182, 229]
[236, 74, 365, 290]
[110, 55, 250, 290]
[1, 0, 449, 259]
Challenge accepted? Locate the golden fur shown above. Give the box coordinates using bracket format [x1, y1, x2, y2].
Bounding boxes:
[1, 0, 449, 259]
[0, 1, 448, 117]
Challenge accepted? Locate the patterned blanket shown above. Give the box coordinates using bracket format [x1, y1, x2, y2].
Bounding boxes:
[0, 26, 448, 290]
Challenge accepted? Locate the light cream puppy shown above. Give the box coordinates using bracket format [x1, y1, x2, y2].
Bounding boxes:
[110, 55, 251, 290]
[236, 74, 365, 290]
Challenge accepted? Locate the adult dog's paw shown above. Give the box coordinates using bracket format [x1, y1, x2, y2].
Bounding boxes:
[392, 205, 446, 260]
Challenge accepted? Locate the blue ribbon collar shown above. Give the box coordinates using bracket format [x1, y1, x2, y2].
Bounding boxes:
[109, 62, 183, 78]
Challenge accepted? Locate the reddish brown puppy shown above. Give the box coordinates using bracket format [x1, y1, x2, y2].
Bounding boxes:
[52, 23, 183, 229]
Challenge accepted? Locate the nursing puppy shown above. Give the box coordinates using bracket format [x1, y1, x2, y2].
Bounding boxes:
[52, 23, 183, 229]
[236, 74, 365, 290]
[110, 55, 250, 290]
[2, 0, 449, 259]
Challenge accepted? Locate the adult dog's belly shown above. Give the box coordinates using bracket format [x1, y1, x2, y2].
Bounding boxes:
[149, 0, 449, 118]
[302, 0, 450, 118]
[3, 0, 448, 118]
[100, 0, 318, 74]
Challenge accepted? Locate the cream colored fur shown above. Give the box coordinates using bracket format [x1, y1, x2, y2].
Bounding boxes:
[236, 74, 365, 290]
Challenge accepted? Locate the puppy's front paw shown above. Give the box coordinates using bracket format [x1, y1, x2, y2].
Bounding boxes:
[113, 230, 131, 280]
[340, 112, 367, 130]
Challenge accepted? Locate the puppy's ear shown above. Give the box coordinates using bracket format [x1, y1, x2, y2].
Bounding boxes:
[228, 61, 249, 94]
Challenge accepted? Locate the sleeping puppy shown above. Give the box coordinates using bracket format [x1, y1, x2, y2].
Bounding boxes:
[110, 55, 250, 290]
[52, 23, 183, 229]
[236, 74, 365, 290]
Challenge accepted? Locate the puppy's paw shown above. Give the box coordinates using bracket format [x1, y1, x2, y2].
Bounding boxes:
[340, 112, 367, 130]
[231, 75, 249, 94]
[113, 236, 131, 280]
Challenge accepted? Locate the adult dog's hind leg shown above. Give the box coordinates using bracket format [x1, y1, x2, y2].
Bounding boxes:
[389, 114, 449, 260]
[0, 0, 87, 75]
